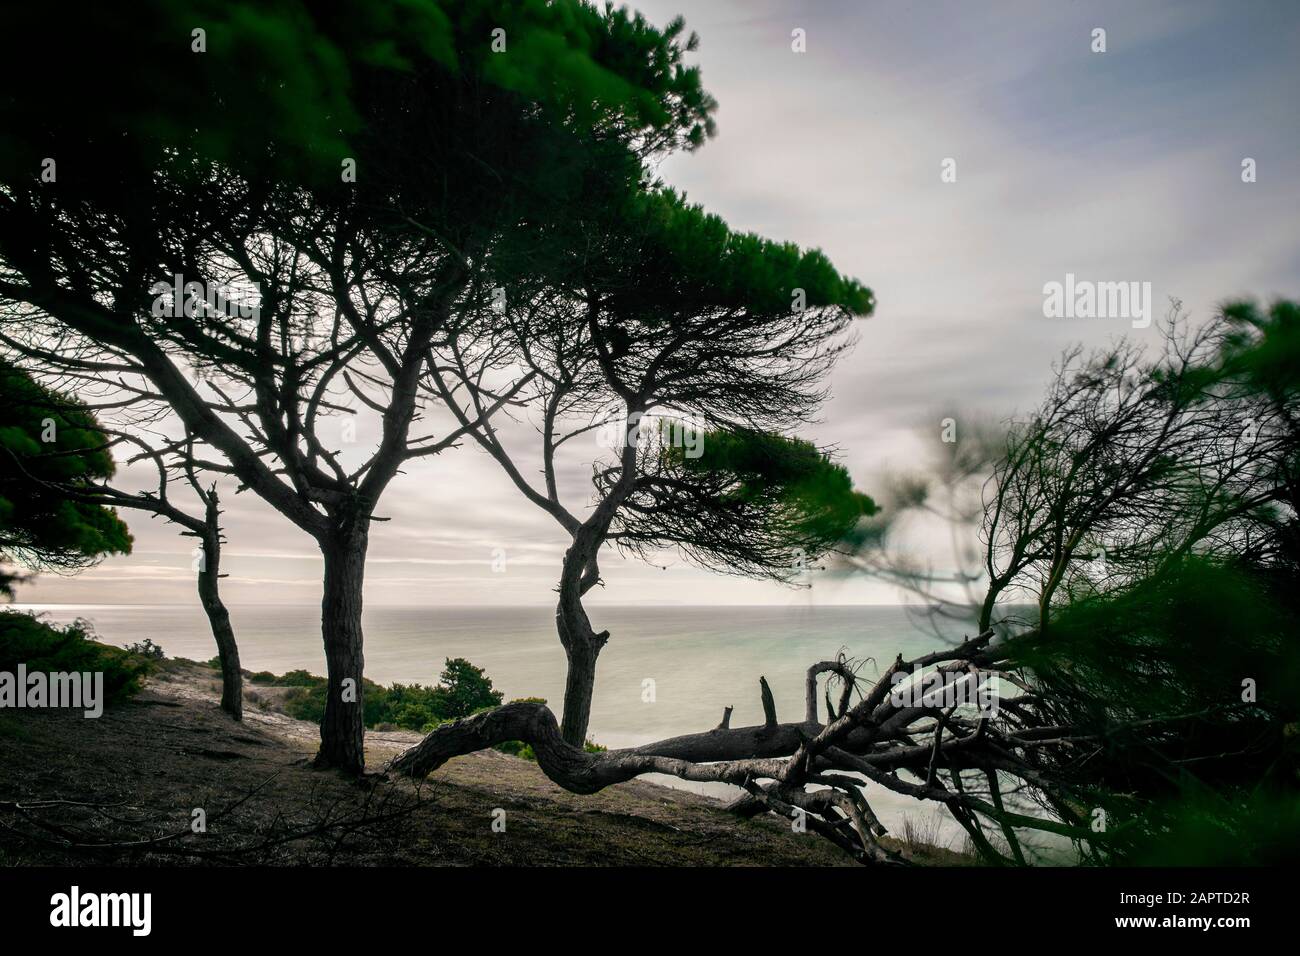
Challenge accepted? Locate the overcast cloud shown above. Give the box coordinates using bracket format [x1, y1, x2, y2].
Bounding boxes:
[15, 0, 1300, 607]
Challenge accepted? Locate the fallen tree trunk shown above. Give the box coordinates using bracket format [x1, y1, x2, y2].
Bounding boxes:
[389, 631, 1114, 865]
[389, 700, 792, 795]
[391, 628, 1249, 865]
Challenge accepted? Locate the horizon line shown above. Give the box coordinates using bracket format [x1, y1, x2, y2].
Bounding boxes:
[5, 601, 927, 610]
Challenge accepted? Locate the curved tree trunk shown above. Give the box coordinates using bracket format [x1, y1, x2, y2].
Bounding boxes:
[558, 629, 602, 748]
[315, 529, 368, 774]
[197, 515, 241, 720]
[555, 545, 606, 747]
[390, 700, 793, 793]
[387, 632, 1107, 868]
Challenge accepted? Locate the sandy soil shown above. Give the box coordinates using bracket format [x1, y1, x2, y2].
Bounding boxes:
[0, 658, 921, 865]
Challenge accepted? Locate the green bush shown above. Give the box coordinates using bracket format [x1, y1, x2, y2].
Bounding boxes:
[0, 610, 154, 707]
[273, 669, 324, 688]
[124, 638, 165, 660]
[261, 656, 508, 733]
[494, 739, 536, 760]
[426, 658, 505, 719]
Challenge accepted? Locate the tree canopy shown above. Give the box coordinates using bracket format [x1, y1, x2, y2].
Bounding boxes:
[0, 0, 745, 772]
[429, 181, 874, 744]
[612, 425, 878, 579]
[0, 358, 131, 596]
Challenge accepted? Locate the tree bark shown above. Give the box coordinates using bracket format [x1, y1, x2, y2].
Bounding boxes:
[315, 529, 368, 774]
[197, 518, 241, 720]
[559, 636, 600, 748]
[388, 700, 792, 794]
[385, 634, 1118, 868]
[551, 530, 605, 749]
[553, 590, 603, 749]
[551, 405, 641, 746]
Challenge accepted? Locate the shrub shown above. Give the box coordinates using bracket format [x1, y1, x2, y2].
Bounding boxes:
[124, 638, 165, 660]
[0, 610, 154, 707]
[427, 658, 503, 719]
[495, 739, 535, 760]
[256, 656, 511, 733]
[273, 669, 324, 687]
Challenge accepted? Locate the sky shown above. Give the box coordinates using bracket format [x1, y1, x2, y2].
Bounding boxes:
[13, 0, 1300, 608]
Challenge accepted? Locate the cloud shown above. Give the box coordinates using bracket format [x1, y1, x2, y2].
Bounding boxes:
[16, 0, 1300, 607]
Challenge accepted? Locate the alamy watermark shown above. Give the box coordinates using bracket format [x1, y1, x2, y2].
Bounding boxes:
[150, 274, 261, 321]
[1043, 273, 1152, 329]
[596, 410, 703, 458]
[0, 664, 104, 717]
[889, 667, 1000, 717]
[50, 886, 151, 936]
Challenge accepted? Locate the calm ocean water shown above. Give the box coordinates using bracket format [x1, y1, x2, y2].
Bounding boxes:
[15, 602, 1044, 853]
[17, 603, 958, 746]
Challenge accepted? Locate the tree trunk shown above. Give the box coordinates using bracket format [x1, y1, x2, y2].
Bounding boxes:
[559, 636, 600, 748]
[552, 407, 640, 747]
[315, 530, 368, 774]
[197, 521, 241, 720]
[555, 546, 605, 747]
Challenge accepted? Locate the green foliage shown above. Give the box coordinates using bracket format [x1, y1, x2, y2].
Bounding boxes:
[1122, 789, 1300, 866]
[678, 427, 878, 536]
[620, 189, 874, 317]
[1006, 537, 1300, 864]
[0, 610, 154, 707]
[474, 4, 715, 150]
[0, 359, 132, 596]
[1218, 298, 1300, 402]
[1011, 558, 1300, 724]
[263, 669, 320, 687]
[493, 740, 535, 759]
[280, 679, 339, 725]
[124, 639, 166, 661]
[426, 657, 504, 719]
[1, 0, 714, 185]
[265, 656, 505, 732]
[651, 426, 877, 575]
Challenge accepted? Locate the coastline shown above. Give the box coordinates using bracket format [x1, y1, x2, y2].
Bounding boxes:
[0, 656, 968, 866]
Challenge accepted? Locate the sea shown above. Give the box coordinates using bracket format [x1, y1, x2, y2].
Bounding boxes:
[13, 602, 1064, 857]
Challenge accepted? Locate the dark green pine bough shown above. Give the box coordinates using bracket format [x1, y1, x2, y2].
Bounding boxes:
[0, 0, 724, 774]
[0, 361, 246, 718]
[0, 0, 873, 776]
[429, 184, 876, 747]
[0, 358, 131, 596]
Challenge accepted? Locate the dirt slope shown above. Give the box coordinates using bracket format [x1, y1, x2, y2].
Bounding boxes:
[1, 659, 874, 866]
